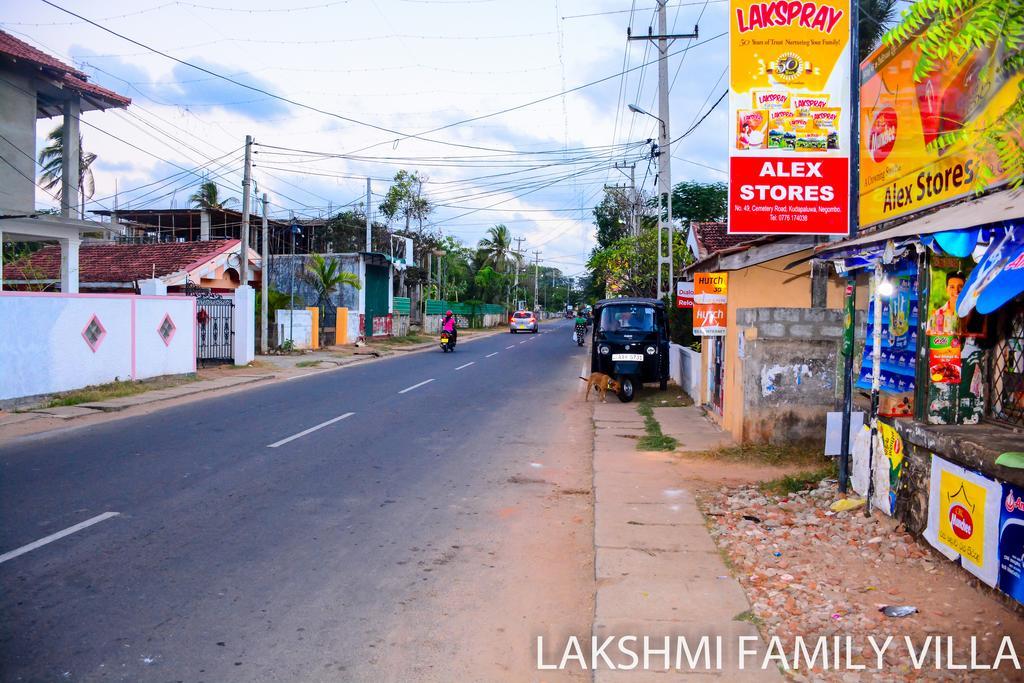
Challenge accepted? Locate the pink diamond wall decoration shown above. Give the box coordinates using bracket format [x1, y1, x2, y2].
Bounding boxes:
[82, 315, 106, 352]
[157, 313, 177, 346]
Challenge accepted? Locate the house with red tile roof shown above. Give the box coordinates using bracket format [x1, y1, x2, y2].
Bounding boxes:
[0, 30, 131, 294]
[3, 240, 258, 293]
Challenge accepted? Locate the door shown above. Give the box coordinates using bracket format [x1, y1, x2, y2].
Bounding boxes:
[364, 264, 389, 337]
[710, 335, 725, 413]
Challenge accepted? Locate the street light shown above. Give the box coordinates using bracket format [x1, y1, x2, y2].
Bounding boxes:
[627, 103, 665, 135]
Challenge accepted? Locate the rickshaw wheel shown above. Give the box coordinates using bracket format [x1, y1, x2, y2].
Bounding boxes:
[616, 377, 635, 403]
[659, 378, 668, 391]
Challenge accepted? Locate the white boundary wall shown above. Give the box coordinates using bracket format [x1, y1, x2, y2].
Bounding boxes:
[669, 343, 701, 401]
[0, 291, 196, 401]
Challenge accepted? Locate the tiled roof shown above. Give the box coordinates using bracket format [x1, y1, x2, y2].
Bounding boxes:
[4, 240, 238, 283]
[690, 222, 752, 259]
[0, 30, 130, 108]
[0, 30, 86, 78]
[62, 73, 132, 107]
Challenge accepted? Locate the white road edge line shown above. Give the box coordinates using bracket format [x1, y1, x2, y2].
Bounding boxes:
[455, 362, 475, 370]
[267, 412, 355, 448]
[505, 345, 515, 349]
[0, 512, 120, 565]
[398, 378, 435, 394]
[519, 340, 528, 344]
[486, 352, 499, 358]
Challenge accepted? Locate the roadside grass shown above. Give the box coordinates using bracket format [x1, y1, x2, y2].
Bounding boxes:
[733, 610, 764, 628]
[759, 461, 837, 496]
[43, 375, 197, 408]
[295, 359, 323, 368]
[636, 402, 679, 452]
[699, 441, 823, 467]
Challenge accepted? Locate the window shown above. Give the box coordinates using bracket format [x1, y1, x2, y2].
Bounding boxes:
[598, 305, 655, 332]
[988, 302, 1024, 428]
[513, 312, 533, 319]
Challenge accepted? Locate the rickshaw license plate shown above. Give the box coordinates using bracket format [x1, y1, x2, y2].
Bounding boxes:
[612, 353, 644, 361]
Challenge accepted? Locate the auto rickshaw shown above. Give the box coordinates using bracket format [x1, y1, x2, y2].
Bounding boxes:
[590, 297, 670, 402]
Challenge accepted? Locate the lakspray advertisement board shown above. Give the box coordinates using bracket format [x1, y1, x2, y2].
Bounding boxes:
[859, 20, 1024, 227]
[728, 0, 851, 235]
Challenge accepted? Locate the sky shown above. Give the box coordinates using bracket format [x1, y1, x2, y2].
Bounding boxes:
[3, 0, 732, 275]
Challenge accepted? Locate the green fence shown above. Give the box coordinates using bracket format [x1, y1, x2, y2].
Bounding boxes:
[393, 296, 411, 314]
[424, 300, 506, 318]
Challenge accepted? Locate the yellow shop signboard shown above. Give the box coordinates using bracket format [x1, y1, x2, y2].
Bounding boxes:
[859, 23, 1024, 227]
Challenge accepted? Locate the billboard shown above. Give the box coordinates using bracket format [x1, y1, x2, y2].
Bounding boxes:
[693, 272, 728, 336]
[727, 0, 851, 235]
[859, 22, 1024, 226]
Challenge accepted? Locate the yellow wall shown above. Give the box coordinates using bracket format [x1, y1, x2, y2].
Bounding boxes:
[335, 307, 348, 345]
[306, 307, 320, 350]
[699, 249, 844, 441]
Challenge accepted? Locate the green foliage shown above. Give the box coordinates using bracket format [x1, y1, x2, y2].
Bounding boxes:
[636, 402, 679, 451]
[669, 180, 727, 238]
[38, 125, 96, 212]
[859, 0, 900, 61]
[663, 294, 699, 348]
[592, 192, 632, 249]
[255, 287, 291, 324]
[885, 0, 1024, 190]
[477, 224, 520, 274]
[189, 180, 236, 210]
[303, 253, 361, 307]
[379, 169, 432, 232]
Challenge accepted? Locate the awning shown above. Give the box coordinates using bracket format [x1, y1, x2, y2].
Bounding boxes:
[815, 188, 1024, 261]
[957, 224, 1024, 316]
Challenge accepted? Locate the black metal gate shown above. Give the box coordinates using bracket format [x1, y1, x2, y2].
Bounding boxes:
[187, 279, 234, 365]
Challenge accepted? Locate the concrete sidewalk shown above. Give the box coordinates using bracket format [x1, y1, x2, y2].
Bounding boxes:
[591, 401, 781, 681]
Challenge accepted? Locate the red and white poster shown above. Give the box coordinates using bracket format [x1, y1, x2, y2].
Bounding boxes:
[676, 280, 694, 309]
[728, 0, 851, 235]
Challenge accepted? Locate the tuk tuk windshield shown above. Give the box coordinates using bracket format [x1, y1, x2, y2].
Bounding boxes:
[598, 304, 655, 333]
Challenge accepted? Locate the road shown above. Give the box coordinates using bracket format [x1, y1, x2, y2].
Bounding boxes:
[0, 320, 594, 682]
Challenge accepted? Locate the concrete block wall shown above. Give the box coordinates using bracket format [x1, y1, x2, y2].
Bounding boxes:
[735, 307, 848, 444]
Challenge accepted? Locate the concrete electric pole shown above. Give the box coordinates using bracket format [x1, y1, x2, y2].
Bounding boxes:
[240, 135, 253, 289]
[512, 236, 525, 308]
[532, 250, 541, 312]
[261, 192, 269, 354]
[365, 178, 372, 252]
[628, 2, 697, 299]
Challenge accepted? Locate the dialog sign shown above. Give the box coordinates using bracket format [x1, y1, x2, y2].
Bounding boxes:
[728, 0, 851, 235]
[676, 280, 694, 309]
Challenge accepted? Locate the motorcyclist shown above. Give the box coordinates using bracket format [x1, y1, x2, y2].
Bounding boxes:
[442, 310, 457, 347]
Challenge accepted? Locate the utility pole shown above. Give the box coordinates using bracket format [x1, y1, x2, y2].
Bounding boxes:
[365, 177, 372, 252]
[604, 161, 638, 237]
[240, 135, 253, 289]
[512, 236, 525, 308]
[628, 3, 697, 299]
[289, 210, 296, 346]
[261, 192, 269, 354]
[532, 250, 541, 312]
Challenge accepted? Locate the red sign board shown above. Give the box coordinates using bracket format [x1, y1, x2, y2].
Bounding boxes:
[729, 157, 849, 234]
[676, 281, 694, 309]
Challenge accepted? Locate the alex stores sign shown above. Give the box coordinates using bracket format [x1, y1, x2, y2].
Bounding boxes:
[728, 0, 851, 235]
[859, 14, 1024, 227]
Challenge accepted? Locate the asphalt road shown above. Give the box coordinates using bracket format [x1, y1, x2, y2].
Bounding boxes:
[0, 320, 588, 681]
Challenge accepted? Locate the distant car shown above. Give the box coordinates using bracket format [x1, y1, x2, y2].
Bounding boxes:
[510, 310, 538, 334]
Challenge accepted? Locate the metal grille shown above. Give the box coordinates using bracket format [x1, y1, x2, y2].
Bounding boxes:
[187, 279, 234, 365]
[989, 304, 1024, 428]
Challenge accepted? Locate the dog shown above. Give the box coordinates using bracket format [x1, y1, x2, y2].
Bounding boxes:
[580, 373, 621, 403]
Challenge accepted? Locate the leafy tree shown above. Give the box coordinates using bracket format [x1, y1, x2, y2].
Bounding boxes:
[592, 192, 632, 249]
[669, 180, 727, 239]
[303, 253, 361, 307]
[886, 0, 1024, 190]
[859, 0, 899, 61]
[379, 169, 432, 234]
[477, 224, 520, 273]
[38, 125, 96, 218]
[473, 265, 504, 304]
[324, 209, 389, 253]
[189, 180, 237, 210]
[588, 223, 689, 298]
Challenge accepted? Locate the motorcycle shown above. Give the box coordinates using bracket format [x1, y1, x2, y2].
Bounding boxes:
[440, 329, 456, 352]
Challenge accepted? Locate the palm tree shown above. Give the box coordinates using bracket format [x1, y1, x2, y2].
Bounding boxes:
[189, 180, 237, 210]
[477, 224, 520, 274]
[859, 0, 899, 60]
[304, 253, 362, 346]
[38, 125, 96, 218]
